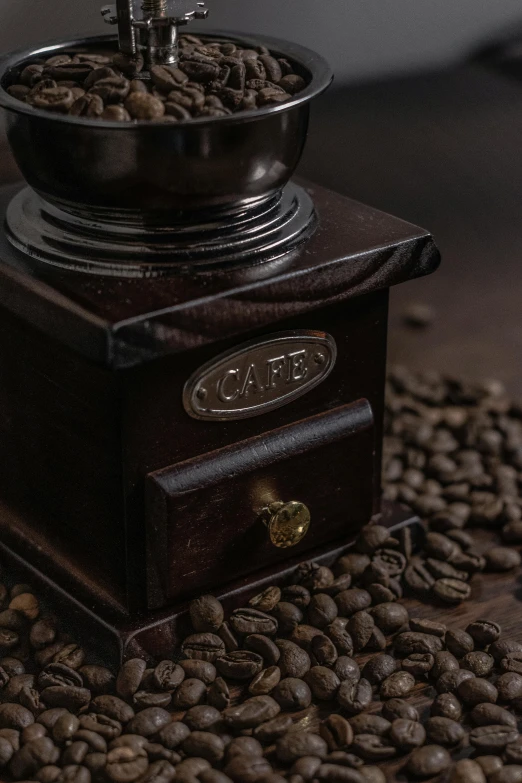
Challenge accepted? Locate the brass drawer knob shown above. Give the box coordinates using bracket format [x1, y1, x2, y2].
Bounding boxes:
[262, 501, 311, 548]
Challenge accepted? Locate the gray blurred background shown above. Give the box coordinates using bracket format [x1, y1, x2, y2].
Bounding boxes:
[1, 0, 521, 81]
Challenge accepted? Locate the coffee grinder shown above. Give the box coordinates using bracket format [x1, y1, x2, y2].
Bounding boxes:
[0, 1, 440, 660]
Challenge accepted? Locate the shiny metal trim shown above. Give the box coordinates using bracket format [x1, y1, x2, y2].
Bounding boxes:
[183, 330, 337, 421]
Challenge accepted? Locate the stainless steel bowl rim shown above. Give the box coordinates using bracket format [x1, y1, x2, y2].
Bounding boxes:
[0, 31, 333, 129]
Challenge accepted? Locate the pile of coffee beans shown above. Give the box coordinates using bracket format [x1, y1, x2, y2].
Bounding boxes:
[4, 36, 308, 122]
[0, 369, 520, 782]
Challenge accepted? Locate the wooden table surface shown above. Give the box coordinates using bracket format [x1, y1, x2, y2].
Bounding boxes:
[2, 63, 522, 779]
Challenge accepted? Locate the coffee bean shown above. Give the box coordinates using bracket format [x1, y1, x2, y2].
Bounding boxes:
[248, 666, 281, 695]
[382, 698, 419, 722]
[409, 618, 446, 637]
[276, 732, 328, 763]
[182, 732, 224, 764]
[433, 577, 471, 603]
[153, 661, 185, 690]
[394, 632, 444, 656]
[351, 734, 396, 762]
[78, 666, 114, 695]
[347, 612, 374, 652]
[490, 767, 522, 783]
[40, 687, 91, 713]
[369, 602, 409, 634]
[445, 628, 474, 658]
[485, 547, 521, 571]
[217, 623, 238, 653]
[229, 608, 278, 636]
[189, 596, 224, 633]
[304, 667, 340, 701]
[505, 738, 522, 764]
[276, 640, 311, 678]
[280, 586, 310, 609]
[326, 619, 354, 657]
[91, 696, 134, 723]
[215, 651, 263, 680]
[349, 715, 391, 736]
[462, 651, 495, 677]
[10, 737, 59, 778]
[404, 558, 435, 595]
[431, 693, 463, 720]
[469, 725, 519, 752]
[436, 668, 475, 694]
[431, 651, 460, 680]
[181, 634, 225, 662]
[501, 653, 522, 674]
[171, 678, 206, 709]
[402, 653, 434, 676]
[249, 587, 281, 612]
[471, 703, 516, 727]
[116, 659, 146, 701]
[380, 671, 415, 700]
[226, 736, 263, 759]
[320, 714, 353, 751]
[450, 759, 487, 783]
[271, 603, 303, 635]
[407, 745, 452, 777]
[334, 590, 371, 618]
[307, 595, 338, 629]
[253, 715, 293, 743]
[425, 716, 466, 746]
[337, 679, 372, 714]
[467, 620, 501, 647]
[497, 672, 522, 702]
[334, 657, 360, 683]
[389, 719, 426, 751]
[105, 745, 148, 782]
[222, 695, 280, 729]
[361, 654, 396, 685]
[244, 635, 280, 666]
[124, 92, 165, 120]
[272, 678, 311, 711]
[207, 678, 230, 710]
[316, 764, 366, 782]
[491, 640, 522, 663]
[78, 713, 121, 740]
[336, 554, 371, 580]
[311, 634, 338, 667]
[183, 705, 221, 732]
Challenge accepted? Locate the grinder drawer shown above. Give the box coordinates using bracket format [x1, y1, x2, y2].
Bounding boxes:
[146, 399, 374, 609]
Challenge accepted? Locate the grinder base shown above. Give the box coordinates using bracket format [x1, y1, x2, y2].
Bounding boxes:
[0, 502, 421, 664]
[5, 182, 316, 277]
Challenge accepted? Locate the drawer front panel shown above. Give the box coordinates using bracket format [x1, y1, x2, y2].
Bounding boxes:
[146, 400, 374, 608]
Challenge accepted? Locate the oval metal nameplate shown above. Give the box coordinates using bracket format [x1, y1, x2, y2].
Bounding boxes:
[183, 330, 337, 421]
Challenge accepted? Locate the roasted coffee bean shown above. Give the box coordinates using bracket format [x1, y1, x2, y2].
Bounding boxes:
[91, 696, 134, 723]
[380, 671, 415, 699]
[461, 651, 495, 677]
[182, 731, 224, 764]
[244, 634, 280, 665]
[409, 617, 446, 637]
[334, 656, 360, 683]
[504, 738, 522, 764]
[336, 554, 371, 580]
[402, 653, 434, 676]
[249, 586, 281, 612]
[394, 631, 444, 656]
[475, 755, 504, 777]
[271, 603, 303, 635]
[450, 759, 487, 783]
[355, 525, 394, 555]
[181, 633, 225, 662]
[337, 678, 372, 714]
[311, 634, 338, 666]
[280, 585, 310, 609]
[304, 667, 340, 701]
[10, 737, 59, 778]
[38, 664, 83, 690]
[156, 721, 190, 750]
[491, 640, 522, 663]
[334, 590, 371, 618]
[124, 92, 165, 120]
[153, 660, 185, 690]
[222, 695, 280, 729]
[403, 558, 435, 595]
[183, 705, 221, 732]
[431, 693, 463, 720]
[347, 612, 374, 651]
[294, 563, 334, 591]
[105, 745, 148, 782]
[217, 623, 238, 653]
[126, 707, 170, 737]
[215, 650, 263, 680]
[471, 703, 516, 727]
[320, 714, 353, 751]
[52, 712, 79, 743]
[276, 731, 328, 763]
[171, 678, 206, 709]
[407, 744, 452, 777]
[276, 640, 311, 678]
[501, 653, 522, 674]
[40, 687, 90, 713]
[433, 577, 471, 603]
[485, 547, 521, 571]
[226, 736, 263, 759]
[178, 658, 212, 690]
[389, 719, 426, 751]
[498, 672, 522, 702]
[467, 620, 501, 647]
[369, 602, 408, 634]
[323, 575, 353, 597]
[307, 595, 338, 629]
[207, 677, 230, 710]
[382, 697, 419, 722]
[78, 666, 114, 695]
[188, 598, 224, 638]
[469, 725, 519, 752]
[116, 659, 146, 701]
[248, 666, 281, 696]
[349, 715, 391, 737]
[490, 768, 522, 783]
[362, 654, 396, 685]
[431, 651, 460, 680]
[223, 754, 271, 782]
[445, 628, 474, 658]
[253, 714, 293, 743]
[290, 624, 323, 652]
[436, 668, 475, 694]
[78, 713, 121, 740]
[425, 716, 466, 746]
[351, 734, 396, 762]
[229, 608, 278, 636]
[326, 619, 354, 656]
[272, 678, 311, 711]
